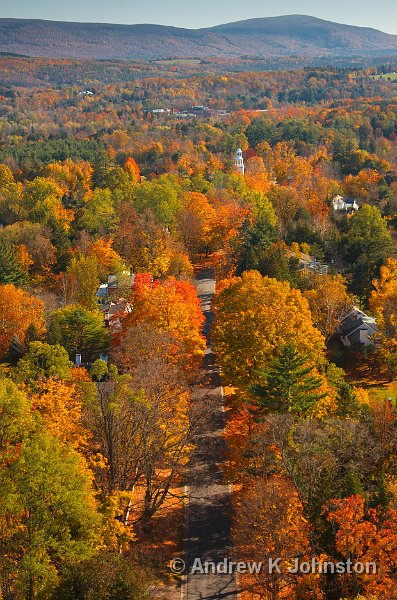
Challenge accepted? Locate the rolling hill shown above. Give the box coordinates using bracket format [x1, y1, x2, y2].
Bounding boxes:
[0, 15, 397, 60]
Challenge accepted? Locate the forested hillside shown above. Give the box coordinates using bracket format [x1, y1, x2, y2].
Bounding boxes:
[1, 15, 397, 60]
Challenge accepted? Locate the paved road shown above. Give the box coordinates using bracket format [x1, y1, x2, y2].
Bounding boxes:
[183, 268, 237, 600]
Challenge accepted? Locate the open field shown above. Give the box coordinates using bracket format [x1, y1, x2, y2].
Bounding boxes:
[371, 72, 397, 80]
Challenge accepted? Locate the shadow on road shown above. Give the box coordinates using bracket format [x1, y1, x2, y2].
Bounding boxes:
[183, 268, 237, 600]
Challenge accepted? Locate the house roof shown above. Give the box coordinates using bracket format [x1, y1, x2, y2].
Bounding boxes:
[96, 284, 108, 297]
[339, 307, 377, 339]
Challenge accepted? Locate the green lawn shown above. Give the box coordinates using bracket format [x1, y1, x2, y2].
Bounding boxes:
[371, 72, 397, 81]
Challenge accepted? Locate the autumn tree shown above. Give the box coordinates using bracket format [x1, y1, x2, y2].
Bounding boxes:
[0, 284, 45, 359]
[304, 273, 352, 341]
[86, 358, 196, 527]
[166, 251, 194, 278]
[343, 168, 381, 204]
[0, 164, 16, 191]
[243, 412, 386, 529]
[327, 495, 397, 599]
[0, 222, 56, 274]
[0, 165, 25, 226]
[214, 271, 325, 387]
[31, 378, 89, 449]
[98, 166, 136, 203]
[369, 259, 397, 380]
[124, 276, 205, 370]
[207, 195, 249, 254]
[24, 177, 73, 230]
[176, 191, 216, 257]
[244, 155, 272, 194]
[44, 159, 93, 205]
[113, 322, 184, 374]
[0, 376, 33, 462]
[233, 475, 313, 600]
[88, 238, 124, 278]
[66, 253, 100, 310]
[113, 205, 173, 277]
[86, 367, 150, 495]
[123, 156, 141, 184]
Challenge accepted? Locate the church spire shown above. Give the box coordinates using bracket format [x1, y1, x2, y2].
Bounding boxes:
[235, 148, 245, 175]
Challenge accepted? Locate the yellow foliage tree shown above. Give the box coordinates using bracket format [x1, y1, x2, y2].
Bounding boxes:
[369, 259, 397, 380]
[44, 159, 93, 203]
[214, 270, 325, 387]
[31, 379, 90, 450]
[88, 239, 124, 277]
[304, 273, 352, 341]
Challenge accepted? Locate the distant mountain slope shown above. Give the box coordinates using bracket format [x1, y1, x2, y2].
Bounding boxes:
[0, 15, 397, 60]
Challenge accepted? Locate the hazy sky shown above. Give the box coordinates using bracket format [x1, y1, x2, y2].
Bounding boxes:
[2, 0, 397, 35]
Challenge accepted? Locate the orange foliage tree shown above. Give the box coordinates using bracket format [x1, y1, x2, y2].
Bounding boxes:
[343, 169, 381, 204]
[234, 475, 315, 599]
[244, 155, 272, 194]
[0, 284, 45, 358]
[123, 276, 205, 369]
[177, 191, 216, 256]
[327, 494, 397, 599]
[88, 238, 124, 277]
[123, 156, 141, 183]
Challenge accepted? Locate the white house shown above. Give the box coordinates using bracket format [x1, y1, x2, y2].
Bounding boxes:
[332, 195, 359, 212]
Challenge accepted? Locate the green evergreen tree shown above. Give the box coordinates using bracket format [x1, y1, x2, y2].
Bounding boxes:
[344, 204, 393, 301]
[260, 240, 300, 285]
[7, 334, 25, 366]
[236, 215, 276, 275]
[250, 344, 326, 417]
[25, 322, 40, 345]
[0, 241, 27, 286]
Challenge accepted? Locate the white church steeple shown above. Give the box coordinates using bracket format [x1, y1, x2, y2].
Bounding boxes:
[235, 148, 245, 175]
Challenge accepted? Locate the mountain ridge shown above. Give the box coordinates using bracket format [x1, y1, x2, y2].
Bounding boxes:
[0, 15, 397, 60]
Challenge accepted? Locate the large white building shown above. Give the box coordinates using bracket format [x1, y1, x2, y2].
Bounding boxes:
[235, 148, 245, 175]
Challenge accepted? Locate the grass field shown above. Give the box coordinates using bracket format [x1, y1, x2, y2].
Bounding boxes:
[371, 72, 397, 80]
[153, 59, 201, 66]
